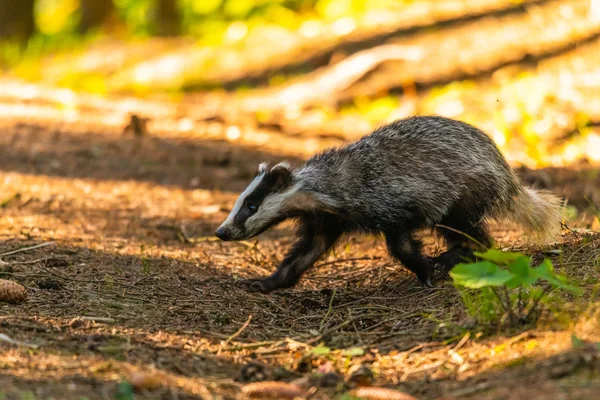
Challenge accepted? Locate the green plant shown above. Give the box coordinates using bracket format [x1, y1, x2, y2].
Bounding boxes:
[115, 382, 135, 400]
[140, 244, 151, 275]
[450, 249, 581, 326]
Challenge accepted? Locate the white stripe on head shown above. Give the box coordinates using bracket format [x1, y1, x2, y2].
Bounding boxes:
[245, 182, 300, 230]
[221, 172, 266, 227]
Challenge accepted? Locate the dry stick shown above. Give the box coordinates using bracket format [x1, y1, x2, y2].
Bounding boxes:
[7, 256, 67, 265]
[41, 267, 145, 291]
[79, 316, 116, 323]
[452, 332, 471, 352]
[401, 360, 445, 381]
[0, 333, 39, 349]
[560, 222, 580, 239]
[503, 286, 518, 324]
[319, 289, 337, 331]
[434, 224, 486, 249]
[307, 311, 387, 345]
[315, 256, 382, 269]
[402, 342, 445, 356]
[347, 308, 365, 345]
[230, 338, 311, 356]
[226, 340, 285, 352]
[564, 240, 597, 265]
[223, 315, 253, 345]
[0, 241, 55, 258]
[491, 287, 512, 323]
[450, 382, 492, 397]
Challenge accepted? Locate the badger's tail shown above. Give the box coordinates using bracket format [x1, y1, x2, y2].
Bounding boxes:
[509, 186, 564, 242]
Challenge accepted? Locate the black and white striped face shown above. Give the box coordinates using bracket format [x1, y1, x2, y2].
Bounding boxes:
[215, 162, 295, 241]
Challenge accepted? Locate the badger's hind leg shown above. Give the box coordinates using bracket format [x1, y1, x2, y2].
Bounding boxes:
[238, 216, 343, 293]
[385, 230, 434, 288]
[433, 207, 493, 274]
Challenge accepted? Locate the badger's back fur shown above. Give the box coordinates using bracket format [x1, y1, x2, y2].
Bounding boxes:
[216, 116, 563, 292]
[297, 116, 560, 238]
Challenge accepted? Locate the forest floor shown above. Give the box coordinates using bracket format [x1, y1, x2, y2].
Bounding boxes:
[1, 0, 600, 399]
[0, 87, 598, 400]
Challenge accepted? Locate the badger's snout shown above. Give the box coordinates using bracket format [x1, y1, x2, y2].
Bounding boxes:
[215, 226, 231, 241]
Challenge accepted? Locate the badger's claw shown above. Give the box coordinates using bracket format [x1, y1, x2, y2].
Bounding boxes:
[235, 277, 279, 293]
[420, 276, 434, 288]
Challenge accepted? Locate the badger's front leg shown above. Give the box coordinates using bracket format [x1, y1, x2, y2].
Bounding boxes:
[238, 219, 343, 293]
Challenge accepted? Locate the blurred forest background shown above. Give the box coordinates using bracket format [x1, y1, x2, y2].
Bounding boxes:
[2, 0, 600, 173]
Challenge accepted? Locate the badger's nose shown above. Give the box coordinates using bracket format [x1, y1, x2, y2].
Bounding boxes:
[215, 226, 231, 241]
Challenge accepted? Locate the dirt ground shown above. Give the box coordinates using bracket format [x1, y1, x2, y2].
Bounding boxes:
[0, 94, 598, 400]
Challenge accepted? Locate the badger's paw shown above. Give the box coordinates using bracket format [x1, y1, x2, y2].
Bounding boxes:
[431, 247, 475, 273]
[415, 264, 435, 288]
[235, 277, 282, 293]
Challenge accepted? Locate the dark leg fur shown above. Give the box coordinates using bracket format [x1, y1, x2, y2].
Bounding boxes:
[238, 216, 343, 293]
[433, 208, 493, 274]
[385, 230, 434, 287]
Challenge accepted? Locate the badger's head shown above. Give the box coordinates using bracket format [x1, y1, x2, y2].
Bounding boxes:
[215, 161, 296, 241]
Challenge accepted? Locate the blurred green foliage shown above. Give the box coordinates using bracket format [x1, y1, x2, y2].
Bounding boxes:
[32, 0, 406, 39]
[0, 0, 408, 68]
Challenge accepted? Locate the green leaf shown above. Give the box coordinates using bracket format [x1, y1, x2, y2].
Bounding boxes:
[571, 334, 584, 349]
[115, 382, 134, 400]
[342, 347, 365, 357]
[506, 256, 538, 288]
[474, 249, 527, 265]
[534, 259, 582, 294]
[312, 346, 331, 355]
[450, 261, 515, 288]
[339, 394, 362, 400]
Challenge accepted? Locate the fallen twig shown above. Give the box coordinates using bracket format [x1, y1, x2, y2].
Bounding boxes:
[319, 289, 336, 331]
[223, 314, 253, 345]
[400, 360, 445, 381]
[0, 242, 55, 258]
[452, 332, 471, 352]
[0, 333, 39, 348]
[8, 256, 68, 265]
[315, 256, 382, 268]
[449, 382, 492, 397]
[79, 316, 116, 323]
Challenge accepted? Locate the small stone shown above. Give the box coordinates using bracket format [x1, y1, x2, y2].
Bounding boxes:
[130, 371, 163, 391]
[319, 372, 344, 387]
[37, 279, 63, 291]
[237, 361, 269, 382]
[46, 258, 68, 268]
[347, 364, 374, 387]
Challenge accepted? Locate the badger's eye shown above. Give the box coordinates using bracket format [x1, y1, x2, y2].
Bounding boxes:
[247, 204, 257, 213]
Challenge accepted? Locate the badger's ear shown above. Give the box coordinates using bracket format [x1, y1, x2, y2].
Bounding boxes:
[268, 162, 292, 190]
[258, 162, 269, 174]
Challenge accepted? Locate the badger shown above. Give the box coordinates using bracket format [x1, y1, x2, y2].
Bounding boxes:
[215, 116, 562, 292]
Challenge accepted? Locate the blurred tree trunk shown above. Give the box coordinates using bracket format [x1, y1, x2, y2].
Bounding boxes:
[154, 0, 180, 36]
[0, 0, 35, 41]
[78, 0, 113, 33]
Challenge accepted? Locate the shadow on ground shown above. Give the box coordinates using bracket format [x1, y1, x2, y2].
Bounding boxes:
[0, 122, 303, 193]
[1, 233, 599, 399]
